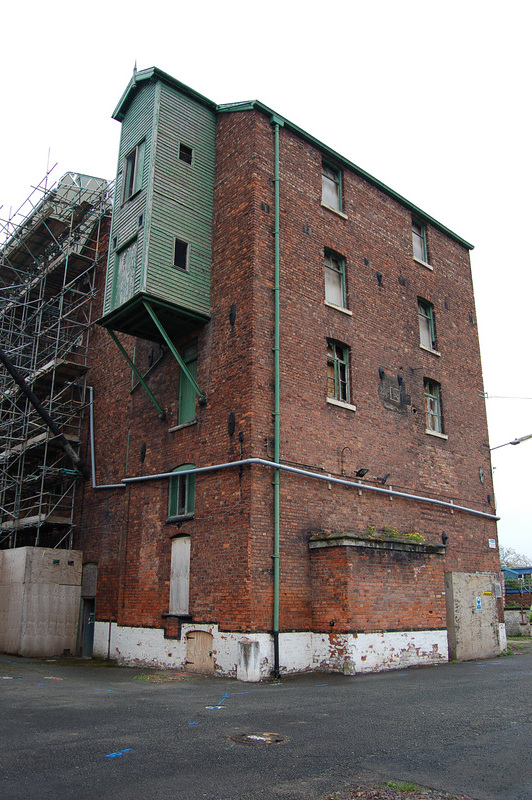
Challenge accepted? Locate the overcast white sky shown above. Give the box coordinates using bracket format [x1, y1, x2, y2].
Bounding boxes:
[1, 1, 531, 557]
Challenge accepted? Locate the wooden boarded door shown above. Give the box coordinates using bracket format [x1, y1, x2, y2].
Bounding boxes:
[185, 631, 214, 674]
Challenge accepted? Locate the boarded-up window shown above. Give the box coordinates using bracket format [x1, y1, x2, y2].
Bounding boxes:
[322, 162, 341, 211]
[113, 239, 137, 306]
[169, 536, 190, 614]
[324, 250, 346, 308]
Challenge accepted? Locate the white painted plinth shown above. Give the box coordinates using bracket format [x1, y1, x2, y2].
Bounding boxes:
[94, 622, 448, 680]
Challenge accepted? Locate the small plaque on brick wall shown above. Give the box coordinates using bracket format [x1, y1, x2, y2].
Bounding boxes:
[378, 376, 410, 414]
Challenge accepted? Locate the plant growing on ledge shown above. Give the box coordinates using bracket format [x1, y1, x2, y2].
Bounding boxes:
[366, 525, 426, 543]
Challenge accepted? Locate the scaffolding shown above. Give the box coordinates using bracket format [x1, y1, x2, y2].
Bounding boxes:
[0, 170, 113, 549]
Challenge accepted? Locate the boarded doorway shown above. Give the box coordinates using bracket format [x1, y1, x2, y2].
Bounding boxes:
[185, 630, 214, 674]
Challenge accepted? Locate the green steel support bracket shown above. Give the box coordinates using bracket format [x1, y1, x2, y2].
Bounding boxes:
[107, 329, 166, 419]
[142, 301, 205, 400]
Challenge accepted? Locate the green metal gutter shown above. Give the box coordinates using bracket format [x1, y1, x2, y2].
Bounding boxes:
[271, 115, 284, 679]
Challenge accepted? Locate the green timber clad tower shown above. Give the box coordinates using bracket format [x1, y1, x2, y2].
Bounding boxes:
[100, 68, 216, 343]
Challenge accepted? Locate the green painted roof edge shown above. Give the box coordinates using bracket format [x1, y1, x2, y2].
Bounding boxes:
[217, 99, 474, 250]
[112, 69, 473, 250]
[112, 67, 217, 122]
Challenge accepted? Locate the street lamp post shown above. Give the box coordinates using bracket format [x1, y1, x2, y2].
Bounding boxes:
[490, 433, 532, 451]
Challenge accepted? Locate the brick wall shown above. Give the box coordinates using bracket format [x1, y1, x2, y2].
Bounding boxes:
[75, 103, 502, 643]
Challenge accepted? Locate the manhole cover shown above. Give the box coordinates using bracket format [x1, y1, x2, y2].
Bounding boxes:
[230, 732, 287, 745]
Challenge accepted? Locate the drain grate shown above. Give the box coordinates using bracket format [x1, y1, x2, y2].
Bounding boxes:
[230, 732, 287, 746]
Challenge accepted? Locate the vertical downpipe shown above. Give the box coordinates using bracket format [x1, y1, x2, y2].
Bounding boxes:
[271, 116, 283, 679]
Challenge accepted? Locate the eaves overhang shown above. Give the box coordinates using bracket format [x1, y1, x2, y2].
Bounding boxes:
[217, 99, 474, 251]
[112, 66, 217, 122]
[112, 67, 473, 251]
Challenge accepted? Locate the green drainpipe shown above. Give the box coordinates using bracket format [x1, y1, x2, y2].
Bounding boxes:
[271, 115, 283, 679]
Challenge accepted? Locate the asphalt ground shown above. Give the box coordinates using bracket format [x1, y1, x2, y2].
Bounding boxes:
[1, 643, 531, 800]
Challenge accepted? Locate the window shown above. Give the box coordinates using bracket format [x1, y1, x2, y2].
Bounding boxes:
[169, 536, 190, 615]
[327, 340, 350, 402]
[412, 219, 428, 263]
[174, 238, 189, 271]
[424, 378, 443, 434]
[168, 465, 196, 519]
[324, 250, 346, 308]
[113, 239, 136, 307]
[322, 161, 341, 211]
[418, 299, 437, 351]
[179, 143, 193, 165]
[178, 344, 197, 425]
[122, 140, 145, 202]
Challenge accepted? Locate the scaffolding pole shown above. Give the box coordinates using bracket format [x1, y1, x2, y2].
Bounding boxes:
[0, 171, 113, 549]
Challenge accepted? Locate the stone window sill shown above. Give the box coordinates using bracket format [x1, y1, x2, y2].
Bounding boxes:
[324, 301, 352, 316]
[168, 420, 197, 433]
[414, 256, 433, 271]
[327, 398, 357, 412]
[420, 345, 441, 357]
[425, 429, 448, 440]
[321, 203, 348, 220]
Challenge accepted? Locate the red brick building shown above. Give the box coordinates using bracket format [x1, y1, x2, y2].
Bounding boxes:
[76, 67, 504, 678]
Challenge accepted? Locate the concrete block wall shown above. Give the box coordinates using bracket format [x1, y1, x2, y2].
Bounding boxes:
[0, 547, 82, 657]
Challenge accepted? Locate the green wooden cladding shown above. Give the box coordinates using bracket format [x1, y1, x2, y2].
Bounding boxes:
[102, 69, 215, 340]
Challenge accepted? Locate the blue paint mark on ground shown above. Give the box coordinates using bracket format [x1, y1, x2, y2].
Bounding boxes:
[105, 749, 132, 758]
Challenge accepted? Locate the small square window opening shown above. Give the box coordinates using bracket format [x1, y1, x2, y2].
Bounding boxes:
[322, 162, 341, 211]
[324, 250, 346, 308]
[179, 143, 193, 165]
[174, 238, 189, 271]
[327, 340, 350, 403]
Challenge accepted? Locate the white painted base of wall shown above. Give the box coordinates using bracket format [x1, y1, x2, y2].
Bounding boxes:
[93, 622, 448, 681]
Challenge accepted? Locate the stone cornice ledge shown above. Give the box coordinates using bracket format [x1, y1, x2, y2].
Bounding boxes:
[309, 531, 445, 555]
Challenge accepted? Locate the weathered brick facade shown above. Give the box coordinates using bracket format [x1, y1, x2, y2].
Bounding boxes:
[74, 70, 504, 678]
